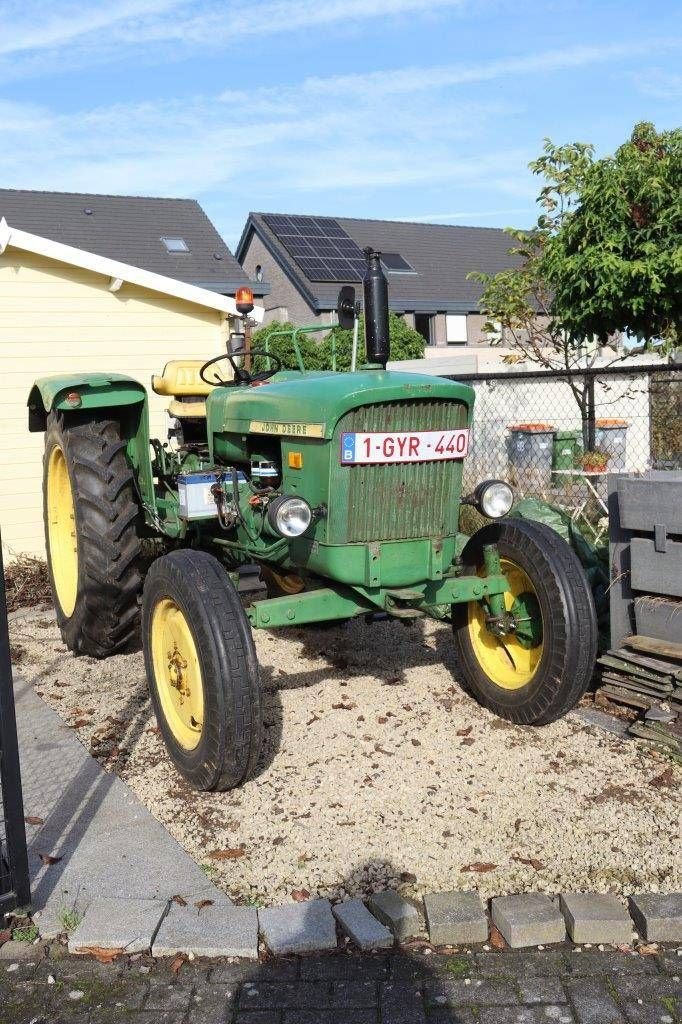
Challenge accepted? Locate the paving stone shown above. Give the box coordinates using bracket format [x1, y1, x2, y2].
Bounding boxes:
[559, 893, 633, 945]
[380, 980, 427, 1024]
[236, 1015, 281, 1024]
[366, 890, 421, 941]
[258, 899, 337, 955]
[143, 977, 194, 1011]
[425, 977, 519, 1006]
[151, 901, 258, 959]
[300, 953, 388, 980]
[240, 980, 330, 1010]
[564, 978, 625, 1024]
[427, 1010, 476, 1024]
[491, 894, 565, 949]
[211, 959, 296, 984]
[622, 1001, 678, 1024]
[477, 1009, 576, 1024]
[561, 949, 657, 976]
[67, 897, 167, 955]
[282, 1012, 377, 1024]
[0, 940, 44, 961]
[518, 977, 568, 1003]
[332, 899, 393, 951]
[328, 979, 379, 1007]
[475, 949, 567, 978]
[423, 891, 488, 947]
[628, 893, 682, 942]
[611, 975, 682, 1000]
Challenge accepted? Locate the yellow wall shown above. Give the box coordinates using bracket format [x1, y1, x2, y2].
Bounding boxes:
[0, 249, 228, 557]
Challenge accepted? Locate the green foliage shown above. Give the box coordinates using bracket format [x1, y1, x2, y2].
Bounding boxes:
[543, 122, 682, 346]
[251, 314, 425, 373]
[12, 924, 39, 943]
[58, 908, 82, 934]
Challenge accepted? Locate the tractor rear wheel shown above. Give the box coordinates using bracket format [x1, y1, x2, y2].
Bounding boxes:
[43, 412, 142, 657]
[142, 549, 263, 791]
[452, 518, 597, 725]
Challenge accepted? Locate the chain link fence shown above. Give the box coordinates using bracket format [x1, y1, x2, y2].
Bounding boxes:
[449, 364, 681, 534]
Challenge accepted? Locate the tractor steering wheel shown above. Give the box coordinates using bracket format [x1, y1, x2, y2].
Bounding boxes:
[199, 348, 283, 387]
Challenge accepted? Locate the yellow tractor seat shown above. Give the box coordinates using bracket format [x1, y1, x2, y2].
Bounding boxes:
[151, 360, 227, 419]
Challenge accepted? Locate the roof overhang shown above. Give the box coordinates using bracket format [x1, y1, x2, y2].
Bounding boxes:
[0, 218, 264, 323]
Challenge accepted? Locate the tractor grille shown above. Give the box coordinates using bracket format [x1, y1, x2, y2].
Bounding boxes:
[330, 399, 468, 543]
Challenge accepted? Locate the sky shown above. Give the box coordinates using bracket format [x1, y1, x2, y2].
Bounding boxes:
[0, 0, 680, 249]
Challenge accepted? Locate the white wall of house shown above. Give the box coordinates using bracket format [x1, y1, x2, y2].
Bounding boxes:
[0, 248, 232, 557]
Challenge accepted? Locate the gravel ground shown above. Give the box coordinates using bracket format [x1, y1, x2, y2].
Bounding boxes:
[10, 605, 680, 907]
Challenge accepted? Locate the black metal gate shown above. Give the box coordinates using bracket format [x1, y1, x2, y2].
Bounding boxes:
[0, 537, 30, 913]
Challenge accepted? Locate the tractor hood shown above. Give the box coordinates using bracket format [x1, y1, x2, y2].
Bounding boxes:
[206, 370, 474, 441]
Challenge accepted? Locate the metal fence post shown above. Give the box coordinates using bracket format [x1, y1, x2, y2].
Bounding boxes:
[0, 534, 31, 912]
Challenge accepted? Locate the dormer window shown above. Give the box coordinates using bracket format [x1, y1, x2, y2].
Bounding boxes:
[161, 237, 189, 253]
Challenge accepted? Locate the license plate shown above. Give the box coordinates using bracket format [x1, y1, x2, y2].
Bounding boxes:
[340, 428, 470, 465]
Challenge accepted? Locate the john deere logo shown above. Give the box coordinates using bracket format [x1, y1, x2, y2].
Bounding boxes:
[249, 420, 325, 438]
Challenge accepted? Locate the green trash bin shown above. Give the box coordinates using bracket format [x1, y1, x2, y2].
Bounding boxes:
[551, 430, 581, 486]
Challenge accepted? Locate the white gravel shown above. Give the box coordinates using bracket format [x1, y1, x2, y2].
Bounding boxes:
[10, 605, 681, 907]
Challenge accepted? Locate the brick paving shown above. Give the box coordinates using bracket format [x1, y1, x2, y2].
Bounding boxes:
[0, 945, 680, 1024]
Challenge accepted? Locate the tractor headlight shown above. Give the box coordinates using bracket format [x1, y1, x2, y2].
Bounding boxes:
[267, 495, 312, 538]
[475, 480, 514, 519]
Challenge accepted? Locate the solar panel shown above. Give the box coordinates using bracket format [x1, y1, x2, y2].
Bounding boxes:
[262, 214, 367, 282]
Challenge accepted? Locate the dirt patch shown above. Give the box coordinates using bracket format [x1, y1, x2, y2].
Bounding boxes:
[10, 605, 681, 906]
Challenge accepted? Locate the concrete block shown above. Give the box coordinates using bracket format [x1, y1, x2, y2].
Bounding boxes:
[151, 900, 258, 959]
[0, 940, 43, 961]
[491, 893, 565, 949]
[367, 890, 421, 941]
[423, 890, 488, 946]
[332, 899, 393, 950]
[258, 899, 338, 955]
[629, 893, 682, 942]
[560, 892, 632, 944]
[68, 897, 166, 955]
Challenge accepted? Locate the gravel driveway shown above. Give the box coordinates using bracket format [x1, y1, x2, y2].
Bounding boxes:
[10, 605, 680, 907]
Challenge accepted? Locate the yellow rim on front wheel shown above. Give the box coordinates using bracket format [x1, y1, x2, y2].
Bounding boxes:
[151, 598, 204, 750]
[467, 557, 544, 690]
[46, 444, 79, 617]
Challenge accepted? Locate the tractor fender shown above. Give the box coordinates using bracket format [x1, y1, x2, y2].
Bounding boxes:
[28, 373, 155, 512]
[28, 373, 147, 432]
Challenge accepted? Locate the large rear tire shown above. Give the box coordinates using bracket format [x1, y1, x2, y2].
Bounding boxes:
[142, 550, 263, 791]
[452, 518, 597, 725]
[43, 412, 142, 657]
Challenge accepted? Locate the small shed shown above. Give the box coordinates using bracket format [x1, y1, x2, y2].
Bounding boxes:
[0, 218, 263, 557]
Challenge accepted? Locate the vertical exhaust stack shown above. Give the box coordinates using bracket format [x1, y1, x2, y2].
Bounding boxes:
[363, 248, 390, 369]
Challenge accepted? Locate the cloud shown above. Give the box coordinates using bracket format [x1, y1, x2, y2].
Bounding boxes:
[632, 68, 682, 100]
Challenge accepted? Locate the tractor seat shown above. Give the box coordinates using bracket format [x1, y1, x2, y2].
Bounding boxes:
[151, 359, 221, 419]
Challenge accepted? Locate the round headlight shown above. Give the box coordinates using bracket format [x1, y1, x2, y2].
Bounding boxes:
[267, 495, 312, 538]
[476, 480, 514, 519]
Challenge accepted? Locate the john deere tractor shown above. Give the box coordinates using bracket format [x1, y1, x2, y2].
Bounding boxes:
[29, 251, 597, 790]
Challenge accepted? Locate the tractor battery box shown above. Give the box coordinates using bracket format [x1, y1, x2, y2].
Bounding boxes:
[178, 471, 245, 520]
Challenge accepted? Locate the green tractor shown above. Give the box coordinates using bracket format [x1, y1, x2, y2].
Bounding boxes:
[29, 251, 597, 791]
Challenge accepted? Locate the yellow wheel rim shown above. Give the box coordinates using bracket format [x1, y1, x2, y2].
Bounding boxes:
[46, 444, 79, 617]
[150, 598, 204, 750]
[467, 558, 544, 690]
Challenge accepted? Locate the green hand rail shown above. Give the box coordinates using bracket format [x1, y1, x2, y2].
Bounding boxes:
[263, 324, 337, 373]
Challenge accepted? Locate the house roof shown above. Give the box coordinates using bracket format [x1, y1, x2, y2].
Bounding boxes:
[0, 218, 264, 322]
[236, 212, 518, 314]
[0, 189, 266, 296]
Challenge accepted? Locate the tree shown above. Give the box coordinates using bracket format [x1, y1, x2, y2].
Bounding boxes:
[469, 122, 682, 448]
[251, 313, 425, 373]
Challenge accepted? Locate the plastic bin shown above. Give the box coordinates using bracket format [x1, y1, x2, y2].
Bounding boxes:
[595, 419, 628, 470]
[507, 423, 556, 491]
[551, 430, 581, 485]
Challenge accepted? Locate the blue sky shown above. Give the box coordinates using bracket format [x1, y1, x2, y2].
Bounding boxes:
[0, 0, 680, 249]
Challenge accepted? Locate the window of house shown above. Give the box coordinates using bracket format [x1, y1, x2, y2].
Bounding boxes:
[446, 314, 468, 344]
[161, 237, 189, 253]
[255, 264, 263, 282]
[381, 253, 415, 273]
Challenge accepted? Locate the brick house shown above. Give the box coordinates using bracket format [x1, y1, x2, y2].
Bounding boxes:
[236, 212, 516, 347]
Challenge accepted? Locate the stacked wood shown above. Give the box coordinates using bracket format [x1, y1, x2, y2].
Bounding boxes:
[596, 635, 682, 761]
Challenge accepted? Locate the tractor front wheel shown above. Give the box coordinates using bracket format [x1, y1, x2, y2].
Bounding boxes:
[452, 518, 597, 725]
[43, 412, 142, 657]
[142, 550, 262, 790]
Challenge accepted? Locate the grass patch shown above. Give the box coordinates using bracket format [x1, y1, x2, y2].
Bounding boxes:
[58, 908, 82, 934]
[443, 956, 471, 978]
[12, 924, 39, 943]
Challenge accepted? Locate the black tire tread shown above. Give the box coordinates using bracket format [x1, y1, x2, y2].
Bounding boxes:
[142, 549, 262, 791]
[43, 411, 143, 657]
[452, 517, 597, 725]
